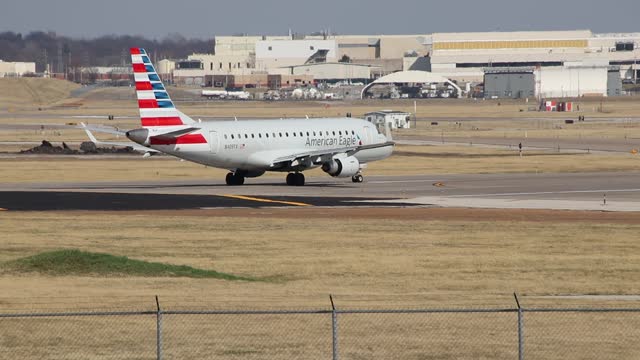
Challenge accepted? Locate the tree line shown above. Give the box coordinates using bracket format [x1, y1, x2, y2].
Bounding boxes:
[0, 31, 213, 73]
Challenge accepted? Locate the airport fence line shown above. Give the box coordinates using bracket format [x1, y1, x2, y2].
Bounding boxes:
[1, 299, 640, 359]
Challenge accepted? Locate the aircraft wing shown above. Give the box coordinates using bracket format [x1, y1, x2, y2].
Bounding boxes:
[271, 141, 395, 166]
[80, 122, 159, 154]
[79, 123, 127, 136]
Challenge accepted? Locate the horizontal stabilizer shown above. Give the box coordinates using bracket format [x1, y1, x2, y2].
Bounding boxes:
[151, 127, 200, 141]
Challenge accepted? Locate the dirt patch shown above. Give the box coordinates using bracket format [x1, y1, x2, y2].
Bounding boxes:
[18, 140, 135, 155]
[52, 207, 640, 224]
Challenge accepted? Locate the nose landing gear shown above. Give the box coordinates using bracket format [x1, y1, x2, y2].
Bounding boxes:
[351, 174, 364, 183]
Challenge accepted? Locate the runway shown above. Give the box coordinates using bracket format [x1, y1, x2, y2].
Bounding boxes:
[2, 172, 640, 212]
[0, 191, 415, 211]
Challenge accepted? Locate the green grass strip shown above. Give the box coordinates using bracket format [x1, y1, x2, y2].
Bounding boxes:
[3, 249, 255, 281]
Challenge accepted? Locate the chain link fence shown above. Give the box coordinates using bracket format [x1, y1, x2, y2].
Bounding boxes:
[1, 300, 640, 359]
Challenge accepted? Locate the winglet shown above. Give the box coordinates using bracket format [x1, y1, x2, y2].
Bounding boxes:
[80, 122, 98, 143]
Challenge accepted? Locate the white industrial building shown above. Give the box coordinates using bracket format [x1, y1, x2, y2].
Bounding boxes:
[365, 110, 411, 129]
[407, 30, 640, 84]
[0, 60, 36, 77]
[164, 30, 640, 98]
[536, 64, 618, 98]
[255, 39, 338, 70]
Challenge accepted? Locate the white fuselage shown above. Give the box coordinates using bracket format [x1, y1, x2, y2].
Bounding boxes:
[149, 117, 392, 172]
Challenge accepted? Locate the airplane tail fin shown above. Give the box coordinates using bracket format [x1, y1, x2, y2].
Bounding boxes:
[130, 48, 195, 128]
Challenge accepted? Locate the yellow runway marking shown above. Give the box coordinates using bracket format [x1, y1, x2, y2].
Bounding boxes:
[222, 195, 312, 207]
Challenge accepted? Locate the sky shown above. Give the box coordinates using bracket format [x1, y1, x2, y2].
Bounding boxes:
[3, 0, 640, 39]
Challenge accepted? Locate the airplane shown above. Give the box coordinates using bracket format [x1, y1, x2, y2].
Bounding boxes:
[80, 122, 159, 158]
[123, 47, 394, 186]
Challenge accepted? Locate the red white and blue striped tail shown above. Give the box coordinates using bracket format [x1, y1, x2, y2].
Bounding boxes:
[130, 48, 195, 127]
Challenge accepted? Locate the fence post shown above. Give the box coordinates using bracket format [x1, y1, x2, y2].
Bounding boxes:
[156, 295, 163, 360]
[330, 295, 339, 360]
[514, 293, 524, 360]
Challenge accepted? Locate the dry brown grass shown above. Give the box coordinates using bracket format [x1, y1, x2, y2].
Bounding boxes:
[0, 78, 80, 108]
[0, 206, 639, 360]
[1, 144, 638, 183]
[1, 211, 639, 311]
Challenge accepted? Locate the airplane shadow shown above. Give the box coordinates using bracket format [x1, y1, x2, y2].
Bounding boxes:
[67, 181, 350, 190]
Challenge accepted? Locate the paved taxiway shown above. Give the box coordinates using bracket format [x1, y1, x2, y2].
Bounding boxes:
[397, 136, 640, 153]
[2, 172, 639, 211]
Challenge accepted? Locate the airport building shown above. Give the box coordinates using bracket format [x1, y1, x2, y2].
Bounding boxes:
[0, 60, 36, 77]
[171, 34, 428, 85]
[365, 110, 412, 129]
[166, 30, 640, 98]
[401, 30, 638, 97]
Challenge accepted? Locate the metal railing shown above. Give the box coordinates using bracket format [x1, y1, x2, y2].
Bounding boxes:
[1, 295, 640, 359]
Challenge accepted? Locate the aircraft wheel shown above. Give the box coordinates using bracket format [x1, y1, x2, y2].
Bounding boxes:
[233, 173, 245, 185]
[226, 172, 245, 185]
[225, 172, 234, 185]
[286, 173, 295, 186]
[352, 174, 364, 183]
[295, 173, 305, 186]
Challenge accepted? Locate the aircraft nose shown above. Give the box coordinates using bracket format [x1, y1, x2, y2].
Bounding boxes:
[126, 128, 149, 145]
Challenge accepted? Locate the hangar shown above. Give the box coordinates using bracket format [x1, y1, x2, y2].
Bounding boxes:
[484, 62, 622, 99]
[361, 70, 461, 99]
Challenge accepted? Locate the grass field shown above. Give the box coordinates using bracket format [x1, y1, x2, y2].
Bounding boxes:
[1, 210, 639, 312]
[1, 80, 640, 358]
[1, 145, 639, 183]
[0, 78, 80, 108]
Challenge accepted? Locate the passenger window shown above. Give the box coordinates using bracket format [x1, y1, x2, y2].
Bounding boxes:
[231, 134, 234, 139]
[313, 131, 316, 136]
[238, 134, 241, 138]
[286, 132, 289, 137]
[272, 133, 276, 138]
[251, 134, 254, 138]
[258, 134, 262, 138]
[338, 131, 342, 135]
[352, 130, 355, 135]
[279, 132, 282, 137]
[306, 132, 309, 136]
[224, 134, 228, 139]
[293, 132, 296, 137]
[244, 134, 248, 139]
[266, 133, 269, 138]
[300, 132, 303, 137]
[332, 131, 336, 136]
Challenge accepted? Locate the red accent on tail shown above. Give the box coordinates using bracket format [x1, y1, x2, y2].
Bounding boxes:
[135, 82, 153, 91]
[132, 63, 147, 73]
[141, 117, 183, 126]
[138, 99, 158, 108]
[150, 134, 207, 145]
[130, 48, 141, 55]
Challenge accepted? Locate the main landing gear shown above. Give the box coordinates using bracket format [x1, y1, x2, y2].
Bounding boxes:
[225, 172, 245, 186]
[286, 172, 305, 186]
[351, 174, 364, 183]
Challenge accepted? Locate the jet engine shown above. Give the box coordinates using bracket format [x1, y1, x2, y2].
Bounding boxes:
[321, 156, 360, 178]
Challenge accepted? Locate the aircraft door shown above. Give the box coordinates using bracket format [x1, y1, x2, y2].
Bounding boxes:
[363, 126, 373, 145]
[208, 131, 219, 154]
